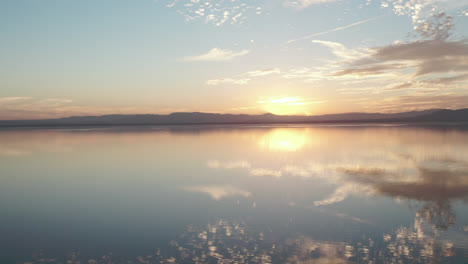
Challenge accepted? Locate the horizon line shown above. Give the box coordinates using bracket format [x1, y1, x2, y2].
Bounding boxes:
[0, 107, 461, 122]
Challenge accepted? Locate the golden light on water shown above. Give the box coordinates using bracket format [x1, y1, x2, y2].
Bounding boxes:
[257, 128, 315, 152]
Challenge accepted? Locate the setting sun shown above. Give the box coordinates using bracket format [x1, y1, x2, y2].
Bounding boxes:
[257, 97, 326, 115]
[2, 0, 468, 263]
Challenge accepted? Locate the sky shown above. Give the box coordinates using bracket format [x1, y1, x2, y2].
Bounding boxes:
[1, 0, 468, 119]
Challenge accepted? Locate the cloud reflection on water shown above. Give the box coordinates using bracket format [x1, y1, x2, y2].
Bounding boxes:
[205, 127, 468, 231]
[3, 125, 468, 263]
[182, 185, 251, 200]
[152, 216, 468, 264]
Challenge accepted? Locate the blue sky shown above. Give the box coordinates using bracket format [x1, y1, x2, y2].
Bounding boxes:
[1, 0, 468, 119]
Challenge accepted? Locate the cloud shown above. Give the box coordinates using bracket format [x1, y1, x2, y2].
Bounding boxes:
[205, 67, 280, 86]
[183, 48, 250, 62]
[0, 97, 77, 120]
[311, 40, 367, 60]
[249, 168, 282, 178]
[372, 39, 468, 61]
[414, 11, 454, 40]
[316, 12, 468, 83]
[385, 73, 468, 90]
[281, 67, 326, 81]
[287, 16, 382, 44]
[0, 97, 200, 120]
[247, 68, 281, 77]
[0, 97, 31, 103]
[416, 55, 468, 76]
[163, 0, 262, 26]
[284, 0, 342, 9]
[334, 39, 468, 78]
[302, 5, 468, 96]
[383, 0, 468, 27]
[278, 6, 468, 105]
[364, 93, 468, 112]
[206, 78, 250, 85]
[330, 63, 408, 77]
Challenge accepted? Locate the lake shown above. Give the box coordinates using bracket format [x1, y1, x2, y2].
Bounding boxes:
[1, 124, 468, 263]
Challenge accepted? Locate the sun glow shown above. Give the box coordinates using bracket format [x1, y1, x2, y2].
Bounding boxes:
[257, 97, 326, 115]
[257, 128, 317, 152]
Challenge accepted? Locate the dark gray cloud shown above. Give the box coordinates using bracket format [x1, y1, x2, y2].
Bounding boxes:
[373, 39, 468, 61]
[331, 63, 406, 77]
[333, 39, 468, 78]
[414, 12, 454, 41]
[364, 94, 468, 112]
[386, 74, 468, 90]
[330, 12, 468, 80]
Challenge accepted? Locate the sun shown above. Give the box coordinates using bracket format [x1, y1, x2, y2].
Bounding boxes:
[257, 96, 324, 115]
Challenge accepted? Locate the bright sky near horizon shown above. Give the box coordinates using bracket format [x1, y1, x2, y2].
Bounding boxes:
[1, 0, 468, 119]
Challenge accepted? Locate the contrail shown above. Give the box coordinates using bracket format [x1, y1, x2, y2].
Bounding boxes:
[286, 15, 384, 45]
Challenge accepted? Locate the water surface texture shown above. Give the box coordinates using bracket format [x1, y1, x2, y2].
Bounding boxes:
[1, 125, 468, 263]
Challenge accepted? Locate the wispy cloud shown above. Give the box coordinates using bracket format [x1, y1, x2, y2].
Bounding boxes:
[362, 93, 468, 112]
[0, 97, 31, 103]
[0, 97, 76, 120]
[247, 68, 281, 77]
[206, 67, 281, 86]
[281, 67, 326, 81]
[297, 11, 468, 96]
[249, 168, 283, 178]
[183, 48, 250, 62]
[331, 38, 468, 78]
[284, 0, 342, 9]
[0, 97, 199, 120]
[286, 16, 383, 44]
[311, 40, 368, 60]
[383, 0, 468, 30]
[206, 78, 251, 86]
[384, 74, 468, 91]
[163, 0, 262, 26]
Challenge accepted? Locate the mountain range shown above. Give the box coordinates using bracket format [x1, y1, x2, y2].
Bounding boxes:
[0, 108, 467, 127]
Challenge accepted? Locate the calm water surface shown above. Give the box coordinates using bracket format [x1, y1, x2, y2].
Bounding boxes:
[1, 125, 468, 263]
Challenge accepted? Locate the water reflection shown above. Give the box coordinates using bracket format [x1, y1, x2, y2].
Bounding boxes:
[257, 129, 316, 152]
[26, 215, 460, 264]
[183, 185, 251, 200]
[205, 128, 468, 231]
[323, 157, 468, 229]
[153, 215, 468, 263]
[1, 125, 468, 263]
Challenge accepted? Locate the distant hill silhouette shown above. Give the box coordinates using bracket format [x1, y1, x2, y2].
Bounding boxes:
[0, 108, 467, 127]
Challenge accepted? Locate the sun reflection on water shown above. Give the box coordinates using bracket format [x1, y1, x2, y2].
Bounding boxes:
[257, 128, 317, 152]
[2, 126, 468, 263]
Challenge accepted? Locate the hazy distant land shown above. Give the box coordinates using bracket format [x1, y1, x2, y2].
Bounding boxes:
[0, 108, 467, 127]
